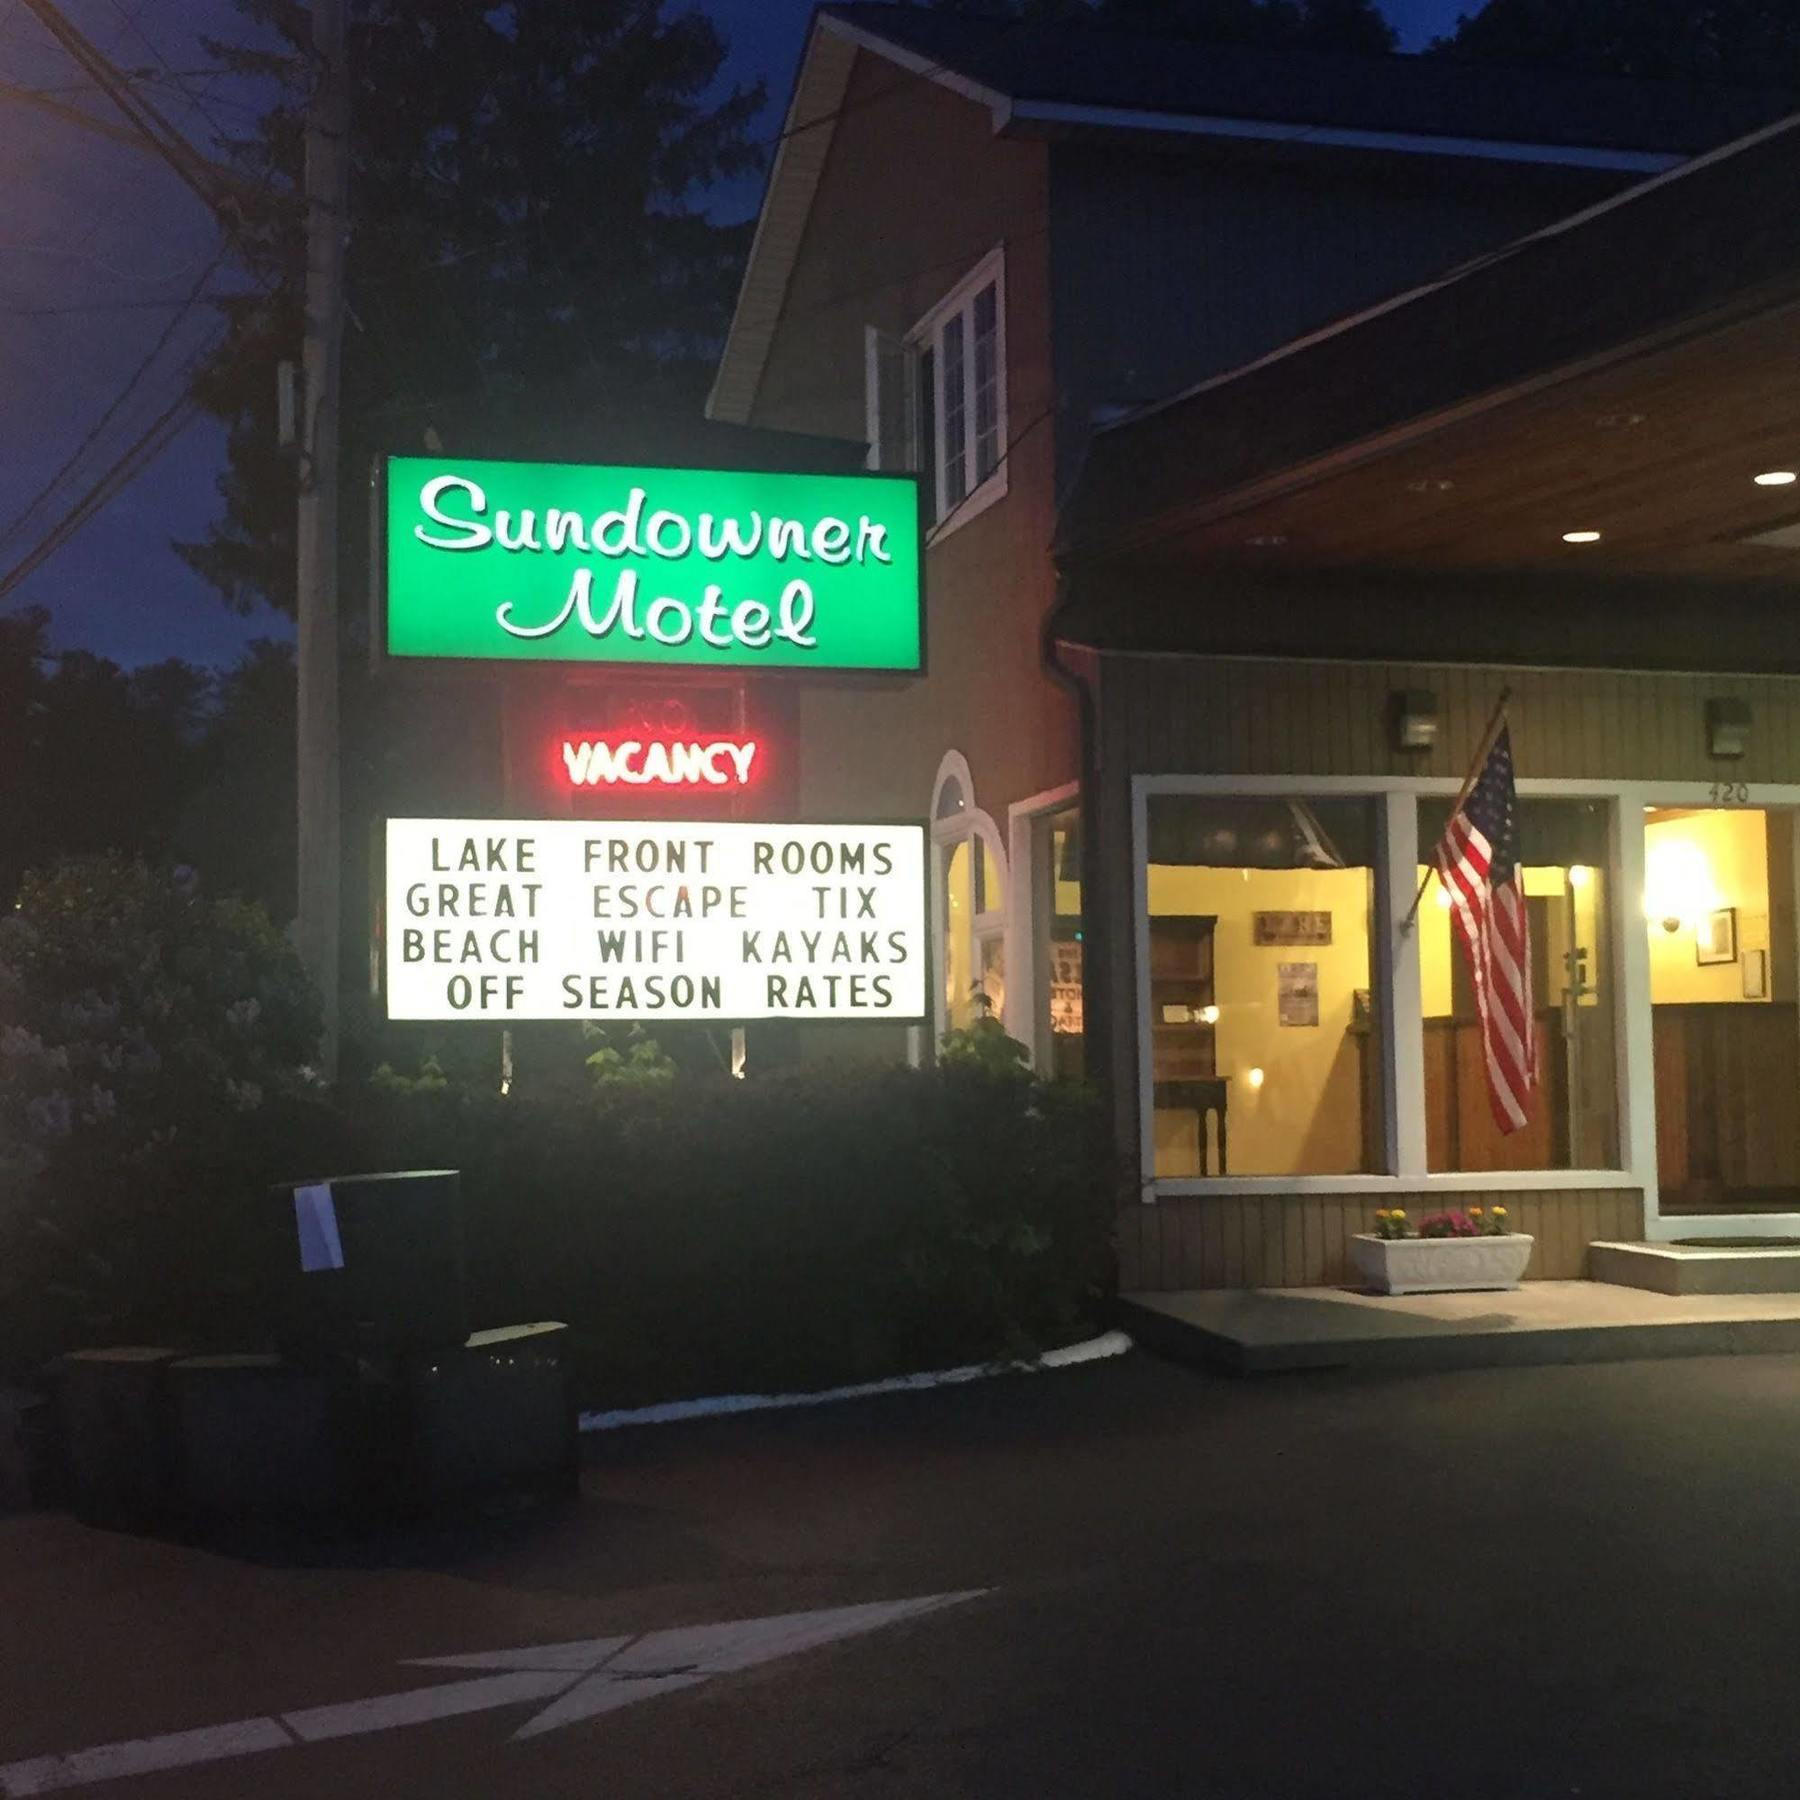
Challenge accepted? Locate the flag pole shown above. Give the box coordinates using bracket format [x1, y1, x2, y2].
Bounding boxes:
[1399, 686, 1514, 935]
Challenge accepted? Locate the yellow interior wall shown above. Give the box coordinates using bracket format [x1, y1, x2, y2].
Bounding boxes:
[1646, 810, 1769, 1005]
[1419, 863, 1601, 1016]
[1147, 864, 1371, 1176]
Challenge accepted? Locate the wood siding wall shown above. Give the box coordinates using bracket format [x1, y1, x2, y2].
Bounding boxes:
[1119, 1189, 1646, 1292]
[1100, 656, 1800, 789]
[751, 54, 1077, 832]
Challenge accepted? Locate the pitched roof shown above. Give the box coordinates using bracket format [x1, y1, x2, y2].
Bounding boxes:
[819, 3, 1793, 160]
[1054, 109, 1800, 571]
[708, 2, 1797, 425]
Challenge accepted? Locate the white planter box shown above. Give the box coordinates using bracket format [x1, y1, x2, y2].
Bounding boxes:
[1350, 1233, 1534, 1296]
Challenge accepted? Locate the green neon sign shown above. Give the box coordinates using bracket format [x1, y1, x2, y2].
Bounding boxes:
[382, 456, 923, 672]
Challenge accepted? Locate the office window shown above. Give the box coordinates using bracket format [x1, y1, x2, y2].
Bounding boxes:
[1417, 797, 1619, 1171]
[1144, 795, 1381, 1178]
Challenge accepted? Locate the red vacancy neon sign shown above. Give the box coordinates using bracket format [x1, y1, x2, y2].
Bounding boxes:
[560, 734, 759, 790]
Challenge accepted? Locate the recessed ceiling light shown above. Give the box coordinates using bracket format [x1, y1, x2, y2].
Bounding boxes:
[1562, 530, 1602, 544]
[1754, 470, 1798, 487]
[1245, 533, 1288, 548]
[1595, 412, 1645, 428]
[1406, 477, 1455, 494]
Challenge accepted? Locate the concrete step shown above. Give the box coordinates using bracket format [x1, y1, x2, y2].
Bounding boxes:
[1589, 1240, 1800, 1296]
[1120, 1282, 1800, 1375]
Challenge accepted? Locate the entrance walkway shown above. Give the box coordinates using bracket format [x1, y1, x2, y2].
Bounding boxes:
[1121, 1281, 1800, 1374]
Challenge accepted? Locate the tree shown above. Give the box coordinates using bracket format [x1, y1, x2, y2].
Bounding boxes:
[0, 618, 304, 918]
[182, 0, 767, 616]
[933, 0, 1398, 54]
[1431, 0, 1800, 85]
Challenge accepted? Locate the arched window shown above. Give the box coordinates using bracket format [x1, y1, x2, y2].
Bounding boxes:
[930, 751, 1007, 1037]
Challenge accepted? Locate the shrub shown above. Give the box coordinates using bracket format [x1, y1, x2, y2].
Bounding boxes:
[344, 1058, 1116, 1406]
[0, 865, 1116, 1400]
[0, 856, 324, 1366]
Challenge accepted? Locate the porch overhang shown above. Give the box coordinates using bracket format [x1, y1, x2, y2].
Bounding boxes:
[1054, 108, 1800, 669]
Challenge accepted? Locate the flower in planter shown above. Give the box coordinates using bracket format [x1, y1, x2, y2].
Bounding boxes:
[1373, 1206, 1410, 1241]
[1417, 1208, 1480, 1239]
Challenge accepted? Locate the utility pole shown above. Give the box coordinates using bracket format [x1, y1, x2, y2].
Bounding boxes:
[296, 0, 349, 1075]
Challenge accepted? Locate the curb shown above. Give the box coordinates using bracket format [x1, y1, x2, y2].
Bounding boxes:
[578, 1329, 1133, 1433]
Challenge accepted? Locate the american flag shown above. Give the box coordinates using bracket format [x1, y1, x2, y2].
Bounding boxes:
[1434, 725, 1537, 1133]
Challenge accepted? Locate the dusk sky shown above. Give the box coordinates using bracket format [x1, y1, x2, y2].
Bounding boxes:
[0, 0, 1473, 669]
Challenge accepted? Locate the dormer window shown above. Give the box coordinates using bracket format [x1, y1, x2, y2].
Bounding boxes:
[911, 247, 1007, 533]
[865, 248, 1008, 538]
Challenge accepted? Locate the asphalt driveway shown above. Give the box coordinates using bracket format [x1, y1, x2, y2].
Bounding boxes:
[3, 1349, 1798, 1796]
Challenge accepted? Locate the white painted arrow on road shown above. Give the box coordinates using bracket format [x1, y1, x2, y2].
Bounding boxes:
[0, 1591, 985, 1796]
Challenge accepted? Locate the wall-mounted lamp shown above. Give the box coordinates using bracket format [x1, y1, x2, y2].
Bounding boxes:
[1390, 688, 1439, 753]
[1706, 697, 1752, 760]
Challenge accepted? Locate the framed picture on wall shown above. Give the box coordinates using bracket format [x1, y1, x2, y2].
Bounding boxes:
[1696, 906, 1738, 966]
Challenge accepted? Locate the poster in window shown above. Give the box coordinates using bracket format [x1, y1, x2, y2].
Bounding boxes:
[1278, 961, 1320, 1027]
[1050, 938, 1084, 1035]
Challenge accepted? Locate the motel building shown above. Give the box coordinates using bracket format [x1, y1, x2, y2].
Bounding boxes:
[385, 5, 1800, 1296]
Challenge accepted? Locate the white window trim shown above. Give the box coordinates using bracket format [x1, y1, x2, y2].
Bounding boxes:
[931, 750, 1009, 1042]
[1007, 781, 1081, 1063]
[906, 245, 1008, 543]
[1130, 772, 1800, 1230]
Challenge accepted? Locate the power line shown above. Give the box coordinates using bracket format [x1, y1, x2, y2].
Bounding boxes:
[0, 243, 225, 557]
[0, 289, 237, 316]
[103, 0, 247, 150]
[0, 382, 202, 606]
[16, 0, 260, 226]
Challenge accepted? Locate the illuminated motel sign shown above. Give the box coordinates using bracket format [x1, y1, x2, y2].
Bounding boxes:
[381, 457, 923, 674]
[561, 734, 759, 790]
[385, 819, 928, 1022]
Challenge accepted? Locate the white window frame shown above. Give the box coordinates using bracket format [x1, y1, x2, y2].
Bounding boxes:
[906, 245, 1008, 541]
[931, 750, 1009, 1042]
[1130, 772, 1688, 1209]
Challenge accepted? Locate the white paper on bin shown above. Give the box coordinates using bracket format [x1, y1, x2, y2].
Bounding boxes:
[293, 1183, 345, 1272]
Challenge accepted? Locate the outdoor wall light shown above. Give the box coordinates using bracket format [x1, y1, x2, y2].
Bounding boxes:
[1199, 1004, 1220, 1025]
[1246, 1067, 1266, 1090]
[1390, 688, 1439, 753]
[1568, 864, 1592, 889]
[1706, 697, 1752, 759]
